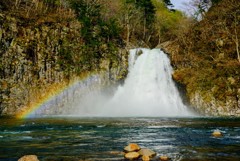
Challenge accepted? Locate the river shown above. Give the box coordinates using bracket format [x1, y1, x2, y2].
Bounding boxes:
[0, 117, 240, 161]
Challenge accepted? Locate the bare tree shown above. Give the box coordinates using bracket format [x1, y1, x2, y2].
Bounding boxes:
[220, 0, 240, 63]
[232, 12, 240, 63]
[117, 1, 143, 46]
[183, 0, 212, 20]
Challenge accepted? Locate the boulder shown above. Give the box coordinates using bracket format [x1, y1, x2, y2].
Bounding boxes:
[137, 49, 143, 56]
[124, 152, 140, 160]
[18, 155, 39, 161]
[124, 143, 141, 152]
[212, 130, 223, 137]
[142, 155, 150, 161]
[138, 148, 156, 158]
[160, 155, 170, 161]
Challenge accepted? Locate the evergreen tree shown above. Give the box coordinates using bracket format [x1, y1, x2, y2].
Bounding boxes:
[163, 0, 173, 8]
[135, 0, 155, 24]
[69, 0, 122, 70]
[70, 0, 102, 43]
[211, 0, 222, 4]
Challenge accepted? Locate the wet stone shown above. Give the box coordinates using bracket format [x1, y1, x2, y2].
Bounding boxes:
[142, 155, 150, 161]
[212, 129, 223, 137]
[138, 148, 156, 158]
[124, 152, 140, 160]
[124, 143, 141, 152]
[160, 155, 170, 161]
[18, 155, 39, 161]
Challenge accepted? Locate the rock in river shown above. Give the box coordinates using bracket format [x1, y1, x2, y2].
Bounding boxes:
[124, 143, 141, 152]
[18, 155, 39, 161]
[160, 155, 170, 161]
[138, 148, 156, 158]
[125, 152, 140, 160]
[142, 155, 150, 161]
[212, 129, 223, 137]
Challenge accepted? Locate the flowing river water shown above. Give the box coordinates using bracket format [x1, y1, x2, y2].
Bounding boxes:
[0, 117, 240, 160]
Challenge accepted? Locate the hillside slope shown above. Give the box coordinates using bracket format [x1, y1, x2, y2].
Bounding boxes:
[163, 0, 240, 116]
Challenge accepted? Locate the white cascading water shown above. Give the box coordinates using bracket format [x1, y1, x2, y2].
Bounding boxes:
[73, 48, 194, 117]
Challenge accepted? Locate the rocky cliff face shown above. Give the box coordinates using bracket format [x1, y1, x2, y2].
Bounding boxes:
[160, 41, 240, 116]
[160, 0, 240, 116]
[0, 6, 128, 116]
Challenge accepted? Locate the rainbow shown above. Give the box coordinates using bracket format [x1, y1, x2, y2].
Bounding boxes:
[16, 74, 100, 119]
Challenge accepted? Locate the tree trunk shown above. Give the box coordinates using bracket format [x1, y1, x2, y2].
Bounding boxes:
[143, 18, 146, 40]
[234, 13, 240, 63]
[158, 29, 161, 45]
[126, 14, 130, 46]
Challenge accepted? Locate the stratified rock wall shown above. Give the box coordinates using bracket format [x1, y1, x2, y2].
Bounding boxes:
[0, 11, 128, 116]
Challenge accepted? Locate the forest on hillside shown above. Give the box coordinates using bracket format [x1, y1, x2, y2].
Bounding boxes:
[170, 0, 240, 115]
[0, 0, 239, 116]
[0, 0, 187, 76]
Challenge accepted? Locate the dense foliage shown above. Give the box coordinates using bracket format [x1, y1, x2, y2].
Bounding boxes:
[170, 0, 240, 114]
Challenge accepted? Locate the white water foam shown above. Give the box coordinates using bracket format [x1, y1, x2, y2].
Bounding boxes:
[74, 48, 194, 117]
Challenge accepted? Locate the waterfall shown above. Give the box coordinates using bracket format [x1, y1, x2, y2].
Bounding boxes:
[74, 48, 194, 117]
[32, 48, 194, 117]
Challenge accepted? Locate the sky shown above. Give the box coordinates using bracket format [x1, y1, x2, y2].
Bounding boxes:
[171, 0, 192, 12]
